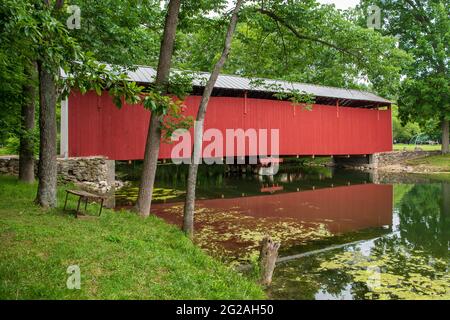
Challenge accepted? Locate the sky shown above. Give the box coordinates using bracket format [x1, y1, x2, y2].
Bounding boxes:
[317, 0, 360, 10]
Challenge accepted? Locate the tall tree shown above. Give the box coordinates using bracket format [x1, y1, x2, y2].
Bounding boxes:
[1, 0, 144, 207]
[36, 0, 68, 208]
[0, 1, 37, 180]
[359, 0, 449, 153]
[68, 0, 163, 66]
[36, 1, 163, 207]
[135, 0, 182, 217]
[35, 0, 66, 207]
[19, 62, 38, 183]
[183, 0, 244, 238]
[36, 59, 58, 206]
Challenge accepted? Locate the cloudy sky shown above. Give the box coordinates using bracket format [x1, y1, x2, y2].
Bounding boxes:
[317, 0, 360, 10]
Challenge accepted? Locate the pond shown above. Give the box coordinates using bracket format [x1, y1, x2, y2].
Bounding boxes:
[116, 163, 450, 300]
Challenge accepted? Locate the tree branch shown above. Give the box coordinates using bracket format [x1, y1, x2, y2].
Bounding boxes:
[257, 8, 363, 61]
[404, 0, 431, 26]
[256, 30, 275, 57]
[275, 21, 289, 69]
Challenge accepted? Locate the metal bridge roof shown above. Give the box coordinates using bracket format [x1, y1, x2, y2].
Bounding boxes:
[127, 65, 391, 105]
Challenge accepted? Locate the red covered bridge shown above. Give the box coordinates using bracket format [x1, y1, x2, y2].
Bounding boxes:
[61, 66, 392, 161]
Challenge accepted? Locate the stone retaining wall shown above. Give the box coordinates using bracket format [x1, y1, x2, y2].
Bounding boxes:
[0, 156, 115, 194]
[0, 156, 19, 175]
[370, 150, 441, 168]
[370, 170, 435, 184]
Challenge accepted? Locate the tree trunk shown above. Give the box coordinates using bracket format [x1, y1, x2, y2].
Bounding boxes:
[182, 0, 243, 238]
[442, 183, 450, 218]
[441, 183, 449, 240]
[135, 0, 181, 217]
[36, 61, 58, 208]
[135, 113, 162, 216]
[442, 119, 449, 154]
[259, 236, 280, 286]
[19, 62, 38, 183]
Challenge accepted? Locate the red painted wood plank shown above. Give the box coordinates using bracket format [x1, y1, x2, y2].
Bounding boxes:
[68, 91, 393, 160]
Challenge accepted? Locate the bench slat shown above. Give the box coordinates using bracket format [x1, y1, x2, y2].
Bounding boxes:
[66, 190, 106, 199]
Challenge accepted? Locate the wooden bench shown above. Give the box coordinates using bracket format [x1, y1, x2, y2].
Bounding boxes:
[63, 190, 106, 218]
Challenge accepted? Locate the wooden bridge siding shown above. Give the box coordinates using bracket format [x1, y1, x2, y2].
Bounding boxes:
[68, 91, 392, 160]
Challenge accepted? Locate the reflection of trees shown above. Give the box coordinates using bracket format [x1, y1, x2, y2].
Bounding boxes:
[398, 183, 450, 257]
[272, 183, 450, 300]
[350, 184, 450, 299]
[269, 258, 322, 300]
[350, 183, 450, 298]
[119, 164, 373, 203]
[314, 267, 353, 298]
[270, 255, 352, 300]
[442, 183, 450, 218]
[154, 165, 343, 198]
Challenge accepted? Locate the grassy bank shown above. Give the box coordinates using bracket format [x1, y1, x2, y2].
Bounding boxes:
[0, 147, 10, 156]
[0, 176, 264, 300]
[405, 154, 450, 182]
[405, 154, 450, 171]
[393, 144, 441, 151]
[418, 172, 450, 183]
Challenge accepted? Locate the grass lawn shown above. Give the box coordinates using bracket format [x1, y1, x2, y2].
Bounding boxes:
[419, 172, 450, 183]
[405, 154, 450, 172]
[0, 147, 11, 156]
[0, 176, 264, 300]
[393, 144, 442, 151]
[283, 156, 332, 166]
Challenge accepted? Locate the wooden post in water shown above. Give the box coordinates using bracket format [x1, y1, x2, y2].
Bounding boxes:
[259, 236, 280, 286]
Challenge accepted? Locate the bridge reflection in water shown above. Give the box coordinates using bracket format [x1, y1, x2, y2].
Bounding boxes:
[150, 182, 393, 262]
[114, 164, 393, 260]
[197, 184, 391, 234]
